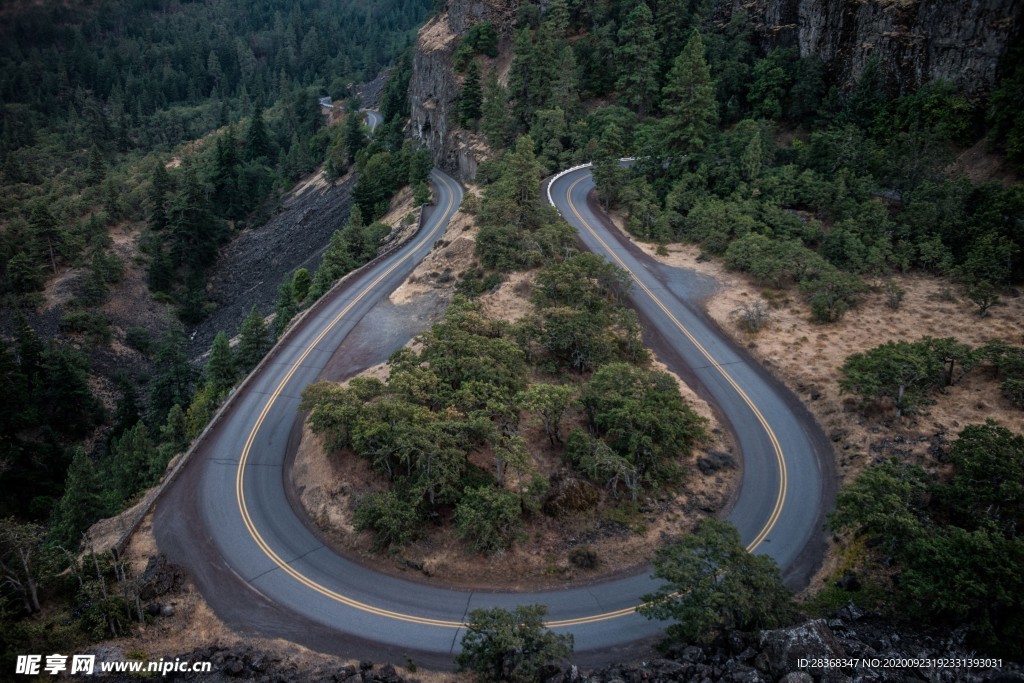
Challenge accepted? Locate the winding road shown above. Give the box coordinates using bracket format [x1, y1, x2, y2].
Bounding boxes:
[153, 156, 833, 667]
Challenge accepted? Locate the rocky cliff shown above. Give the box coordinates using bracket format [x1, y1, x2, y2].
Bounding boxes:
[410, 0, 1022, 180]
[409, 1, 513, 181]
[720, 0, 1023, 96]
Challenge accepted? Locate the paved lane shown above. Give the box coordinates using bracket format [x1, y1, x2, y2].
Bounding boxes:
[548, 165, 834, 583]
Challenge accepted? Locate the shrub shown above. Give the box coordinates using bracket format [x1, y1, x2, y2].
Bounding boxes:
[353, 489, 422, 549]
[454, 485, 522, 554]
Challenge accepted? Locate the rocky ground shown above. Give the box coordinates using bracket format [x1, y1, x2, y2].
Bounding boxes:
[103, 553, 1021, 682]
[189, 171, 358, 355]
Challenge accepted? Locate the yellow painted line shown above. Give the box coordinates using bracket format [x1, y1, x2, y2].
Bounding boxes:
[235, 174, 469, 628]
[562, 173, 787, 552]
[230, 167, 787, 635]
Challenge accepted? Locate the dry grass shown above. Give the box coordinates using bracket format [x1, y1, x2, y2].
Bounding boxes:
[295, 205, 737, 591]
[617, 226, 1024, 595]
[417, 14, 457, 53]
[389, 204, 476, 305]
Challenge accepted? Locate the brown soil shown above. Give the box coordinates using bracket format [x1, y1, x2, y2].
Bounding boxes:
[294, 199, 737, 592]
[611, 223, 1024, 595]
[389, 200, 477, 305]
[417, 14, 457, 53]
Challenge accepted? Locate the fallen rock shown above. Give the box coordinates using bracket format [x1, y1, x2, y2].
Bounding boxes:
[758, 619, 847, 681]
[139, 554, 186, 601]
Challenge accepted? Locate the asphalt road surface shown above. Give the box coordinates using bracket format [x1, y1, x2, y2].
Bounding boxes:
[547, 165, 834, 584]
[153, 161, 833, 668]
[363, 109, 383, 132]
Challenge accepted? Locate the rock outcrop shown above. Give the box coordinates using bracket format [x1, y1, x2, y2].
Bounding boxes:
[718, 0, 1023, 95]
[410, 0, 1021, 178]
[98, 609, 1018, 681]
[409, 1, 512, 181]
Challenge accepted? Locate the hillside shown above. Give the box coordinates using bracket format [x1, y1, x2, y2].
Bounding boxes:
[402, 0, 1024, 664]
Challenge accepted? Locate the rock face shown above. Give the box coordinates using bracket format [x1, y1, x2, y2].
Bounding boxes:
[409, 1, 513, 181]
[410, 0, 1021, 178]
[719, 0, 1023, 95]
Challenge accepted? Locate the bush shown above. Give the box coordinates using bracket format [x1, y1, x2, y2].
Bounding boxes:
[569, 546, 598, 569]
[454, 485, 522, 554]
[353, 489, 422, 549]
[60, 309, 112, 344]
[125, 327, 154, 356]
[733, 301, 770, 333]
[456, 605, 573, 683]
[639, 518, 796, 642]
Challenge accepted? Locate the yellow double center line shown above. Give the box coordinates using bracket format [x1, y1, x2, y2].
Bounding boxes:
[563, 173, 787, 554]
[235, 174, 468, 628]
[231, 168, 786, 633]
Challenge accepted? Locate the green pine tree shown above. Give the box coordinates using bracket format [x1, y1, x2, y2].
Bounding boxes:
[206, 332, 236, 397]
[662, 30, 718, 153]
[245, 103, 272, 162]
[615, 3, 660, 116]
[481, 68, 511, 148]
[236, 306, 271, 372]
[592, 123, 626, 210]
[52, 449, 108, 549]
[459, 60, 483, 129]
[148, 160, 172, 232]
[275, 276, 297, 337]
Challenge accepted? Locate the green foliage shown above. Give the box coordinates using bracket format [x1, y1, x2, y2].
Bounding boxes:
[292, 267, 312, 304]
[353, 488, 423, 549]
[829, 459, 931, 553]
[454, 21, 499, 71]
[236, 306, 271, 373]
[580, 363, 707, 490]
[274, 276, 297, 336]
[987, 46, 1024, 166]
[592, 123, 627, 210]
[518, 254, 646, 373]
[800, 269, 866, 323]
[966, 279, 999, 316]
[520, 384, 575, 446]
[944, 421, 1024, 532]
[455, 486, 523, 554]
[205, 332, 237, 397]
[105, 421, 160, 506]
[147, 330, 194, 425]
[831, 422, 1024, 657]
[662, 30, 718, 153]
[50, 449, 107, 550]
[456, 605, 573, 683]
[615, 3, 660, 117]
[481, 68, 513, 148]
[59, 309, 112, 345]
[458, 60, 483, 129]
[640, 518, 796, 642]
[839, 337, 977, 416]
[475, 137, 574, 272]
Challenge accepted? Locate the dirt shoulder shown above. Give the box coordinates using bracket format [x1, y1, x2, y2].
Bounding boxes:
[605, 213, 1024, 593]
[293, 197, 738, 592]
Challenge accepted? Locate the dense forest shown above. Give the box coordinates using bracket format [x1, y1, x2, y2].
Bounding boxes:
[0, 0, 433, 663]
[445, 0, 1024, 660]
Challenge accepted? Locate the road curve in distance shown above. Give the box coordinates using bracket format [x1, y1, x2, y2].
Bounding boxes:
[363, 109, 383, 133]
[548, 165, 835, 586]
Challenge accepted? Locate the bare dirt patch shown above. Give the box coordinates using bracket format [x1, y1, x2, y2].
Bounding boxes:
[614, 226, 1024, 594]
[294, 203, 737, 591]
[389, 207, 476, 305]
[417, 14, 457, 53]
